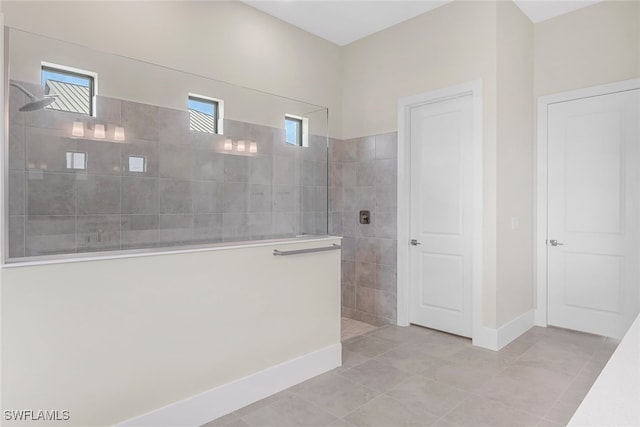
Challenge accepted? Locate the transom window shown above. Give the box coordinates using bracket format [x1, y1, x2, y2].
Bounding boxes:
[41, 63, 95, 116]
[188, 95, 220, 134]
[285, 115, 303, 146]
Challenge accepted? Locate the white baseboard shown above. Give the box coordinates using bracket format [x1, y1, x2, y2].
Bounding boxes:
[116, 343, 342, 427]
[497, 309, 535, 350]
[534, 308, 547, 327]
[472, 326, 499, 351]
[472, 310, 535, 351]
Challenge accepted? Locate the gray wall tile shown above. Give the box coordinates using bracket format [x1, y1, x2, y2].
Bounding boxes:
[341, 237, 356, 261]
[376, 290, 397, 320]
[339, 139, 357, 163]
[159, 214, 194, 244]
[76, 139, 122, 175]
[375, 159, 397, 188]
[377, 239, 397, 268]
[159, 179, 192, 214]
[248, 212, 273, 237]
[222, 213, 249, 241]
[122, 100, 159, 141]
[329, 132, 398, 325]
[160, 144, 192, 179]
[376, 186, 397, 213]
[26, 107, 83, 132]
[26, 215, 76, 256]
[121, 177, 158, 214]
[222, 182, 249, 213]
[250, 156, 273, 185]
[375, 132, 398, 160]
[8, 101, 330, 258]
[193, 181, 222, 213]
[273, 212, 297, 236]
[356, 287, 376, 314]
[121, 214, 159, 248]
[273, 185, 298, 212]
[193, 150, 224, 181]
[356, 161, 376, 187]
[8, 216, 25, 258]
[376, 212, 397, 239]
[250, 184, 272, 212]
[224, 155, 250, 182]
[96, 96, 122, 125]
[9, 85, 26, 126]
[77, 215, 121, 252]
[273, 155, 297, 185]
[77, 175, 121, 215]
[356, 238, 378, 264]
[356, 136, 376, 162]
[342, 260, 356, 285]
[26, 127, 77, 173]
[9, 124, 26, 171]
[158, 107, 188, 146]
[356, 262, 377, 288]
[342, 285, 356, 309]
[8, 171, 25, 215]
[329, 212, 343, 235]
[27, 172, 76, 215]
[342, 163, 357, 188]
[376, 264, 397, 294]
[194, 214, 223, 242]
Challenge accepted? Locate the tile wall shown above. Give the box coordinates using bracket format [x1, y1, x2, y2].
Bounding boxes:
[329, 133, 398, 325]
[7, 82, 327, 258]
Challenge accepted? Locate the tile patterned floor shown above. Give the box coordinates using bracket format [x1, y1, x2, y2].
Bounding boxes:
[202, 325, 619, 427]
[341, 317, 379, 341]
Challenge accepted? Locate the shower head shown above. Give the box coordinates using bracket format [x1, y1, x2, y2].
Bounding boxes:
[9, 82, 57, 112]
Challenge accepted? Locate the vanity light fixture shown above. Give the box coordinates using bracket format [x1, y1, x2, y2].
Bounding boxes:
[224, 138, 233, 151]
[71, 120, 84, 137]
[114, 126, 125, 141]
[249, 142, 257, 153]
[237, 140, 246, 152]
[94, 124, 106, 139]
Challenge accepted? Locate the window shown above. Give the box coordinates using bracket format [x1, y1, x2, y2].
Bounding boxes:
[285, 114, 310, 147]
[189, 94, 222, 134]
[41, 63, 95, 116]
[66, 152, 87, 170]
[128, 156, 147, 173]
[285, 115, 303, 146]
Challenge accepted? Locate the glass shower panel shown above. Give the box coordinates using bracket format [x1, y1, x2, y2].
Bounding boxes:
[5, 28, 329, 261]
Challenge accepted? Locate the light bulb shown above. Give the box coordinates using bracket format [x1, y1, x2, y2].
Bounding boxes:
[114, 126, 125, 141]
[224, 138, 233, 150]
[237, 140, 245, 152]
[94, 124, 106, 139]
[249, 142, 257, 153]
[72, 120, 84, 137]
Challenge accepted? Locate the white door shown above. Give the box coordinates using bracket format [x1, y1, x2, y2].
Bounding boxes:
[409, 95, 473, 337]
[547, 89, 640, 339]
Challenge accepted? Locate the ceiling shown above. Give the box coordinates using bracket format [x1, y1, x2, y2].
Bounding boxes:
[242, 0, 605, 46]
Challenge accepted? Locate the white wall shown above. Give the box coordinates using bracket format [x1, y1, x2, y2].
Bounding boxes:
[0, 239, 341, 426]
[341, 0, 499, 328]
[496, 1, 534, 327]
[8, 29, 326, 131]
[534, 0, 640, 98]
[1, 0, 342, 136]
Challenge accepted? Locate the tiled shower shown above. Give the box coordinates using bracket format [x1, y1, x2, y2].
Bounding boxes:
[329, 134, 399, 326]
[6, 27, 397, 327]
[6, 29, 328, 260]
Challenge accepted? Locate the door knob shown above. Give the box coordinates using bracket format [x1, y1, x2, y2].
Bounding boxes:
[548, 239, 564, 246]
[410, 239, 421, 246]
